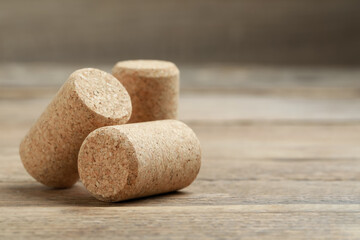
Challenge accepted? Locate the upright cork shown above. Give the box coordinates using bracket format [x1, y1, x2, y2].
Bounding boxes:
[112, 60, 179, 123]
[19, 68, 132, 188]
[78, 120, 201, 202]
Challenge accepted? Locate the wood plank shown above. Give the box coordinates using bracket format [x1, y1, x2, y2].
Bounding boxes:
[2, 179, 360, 207]
[2, 64, 360, 97]
[179, 94, 360, 123]
[180, 65, 360, 96]
[1, 90, 360, 239]
[2, 123, 360, 207]
[2, 123, 360, 209]
[2, 124, 360, 182]
[193, 124, 360, 160]
[199, 158, 360, 182]
[3, 124, 360, 159]
[2, 94, 360, 126]
[3, 153, 360, 184]
[0, 205, 359, 239]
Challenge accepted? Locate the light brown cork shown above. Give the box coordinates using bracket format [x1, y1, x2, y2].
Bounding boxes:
[78, 120, 201, 202]
[112, 60, 179, 123]
[19, 68, 132, 188]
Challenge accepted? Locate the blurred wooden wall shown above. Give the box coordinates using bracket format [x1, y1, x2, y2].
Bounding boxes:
[0, 0, 359, 65]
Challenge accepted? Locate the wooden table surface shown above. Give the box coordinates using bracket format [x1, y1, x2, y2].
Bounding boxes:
[1, 65, 360, 239]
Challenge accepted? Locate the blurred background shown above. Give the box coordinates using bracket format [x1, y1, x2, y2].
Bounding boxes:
[1, 0, 360, 120]
[1, 0, 360, 91]
[1, 0, 360, 65]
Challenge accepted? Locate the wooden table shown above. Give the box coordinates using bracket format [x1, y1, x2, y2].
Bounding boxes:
[1, 65, 360, 239]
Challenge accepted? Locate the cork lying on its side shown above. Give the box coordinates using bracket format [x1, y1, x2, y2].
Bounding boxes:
[112, 60, 179, 123]
[19, 68, 132, 188]
[78, 120, 201, 202]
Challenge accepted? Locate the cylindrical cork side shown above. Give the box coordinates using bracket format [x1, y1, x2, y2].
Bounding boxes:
[78, 120, 201, 202]
[112, 60, 179, 123]
[19, 68, 132, 188]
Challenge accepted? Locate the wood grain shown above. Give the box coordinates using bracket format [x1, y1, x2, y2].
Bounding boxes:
[1, 72, 360, 239]
[1, 205, 359, 239]
[1, 121, 360, 239]
[2, 64, 360, 97]
[3, 93, 360, 127]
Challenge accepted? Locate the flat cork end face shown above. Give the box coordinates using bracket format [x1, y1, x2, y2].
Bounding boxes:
[78, 127, 138, 202]
[112, 60, 179, 78]
[72, 68, 132, 124]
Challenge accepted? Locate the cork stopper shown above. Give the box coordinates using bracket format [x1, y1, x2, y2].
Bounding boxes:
[78, 120, 201, 202]
[19, 68, 132, 188]
[112, 60, 179, 123]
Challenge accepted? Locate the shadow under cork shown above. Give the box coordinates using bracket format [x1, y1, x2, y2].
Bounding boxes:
[3, 182, 192, 207]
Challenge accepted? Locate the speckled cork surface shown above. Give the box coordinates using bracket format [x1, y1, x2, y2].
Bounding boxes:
[19, 68, 132, 188]
[112, 60, 179, 123]
[78, 119, 201, 202]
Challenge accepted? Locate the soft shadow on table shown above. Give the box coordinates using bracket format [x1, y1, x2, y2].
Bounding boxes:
[4, 182, 191, 207]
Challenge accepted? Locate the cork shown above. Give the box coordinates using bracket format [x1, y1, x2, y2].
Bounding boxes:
[78, 120, 201, 202]
[112, 60, 179, 123]
[19, 68, 132, 188]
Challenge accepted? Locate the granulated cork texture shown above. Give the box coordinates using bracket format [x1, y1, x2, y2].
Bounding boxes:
[19, 68, 132, 188]
[112, 60, 179, 123]
[78, 120, 201, 202]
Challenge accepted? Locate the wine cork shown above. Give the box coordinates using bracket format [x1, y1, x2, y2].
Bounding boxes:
[19, 68, 132, 188]
[78, 120, 201, 202]
[112, 60, 179, 123]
